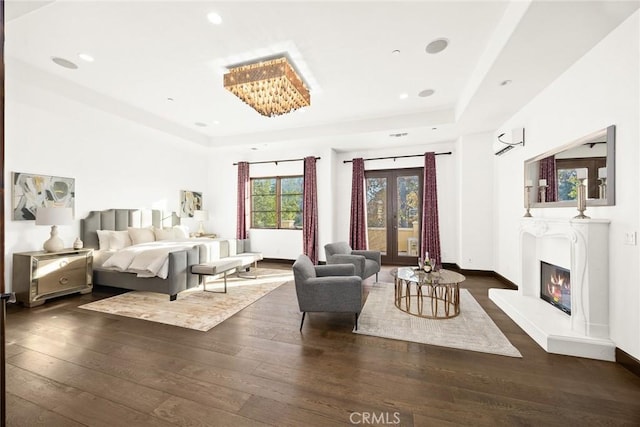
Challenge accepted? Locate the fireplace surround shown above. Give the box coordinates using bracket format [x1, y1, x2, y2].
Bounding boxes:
[489, 218, 614, 361]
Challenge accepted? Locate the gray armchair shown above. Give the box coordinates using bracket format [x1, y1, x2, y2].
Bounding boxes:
[293, 254, 362, 330]
[324, 241, 381, 282]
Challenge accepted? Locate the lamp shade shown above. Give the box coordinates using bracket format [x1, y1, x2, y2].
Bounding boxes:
[35, 207, 73, 226]
[193, 210, 209, 221]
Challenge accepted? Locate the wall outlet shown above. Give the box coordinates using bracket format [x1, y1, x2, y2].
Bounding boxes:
[624, 231, 637, 246]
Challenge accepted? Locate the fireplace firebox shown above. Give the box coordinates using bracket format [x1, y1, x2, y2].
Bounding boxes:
[540, 261, 571, 315]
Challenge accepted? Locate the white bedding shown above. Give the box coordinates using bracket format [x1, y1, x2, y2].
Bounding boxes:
[99, 238, 230, 279]
[101, 240, 202, 279]
[92, 249, 115, 268]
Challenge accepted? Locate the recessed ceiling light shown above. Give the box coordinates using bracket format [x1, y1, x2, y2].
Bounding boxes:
[418, 89, 435, 97]
[500, 79, 512, 86]
[78, 53, 94, 62]
[391, 49, 401, 55]
[167, 97, 175, 101]
[425, 38, 449, 54]
[399, 93, 409, 100]
[432, 127, 438, 131]
[389, 132, 408, 138]
[207, 12, 223, 25]
[194, 122, 207, 127]
[51, 57, 78, 69]
[251, 147, 258, 151]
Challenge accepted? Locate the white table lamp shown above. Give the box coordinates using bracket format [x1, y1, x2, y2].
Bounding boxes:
[35, 207, 73, 252]
[193, 209, 209, 236]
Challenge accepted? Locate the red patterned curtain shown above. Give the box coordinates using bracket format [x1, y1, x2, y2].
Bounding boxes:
[420, 152, 441, 265]
[303, 157, 319, 264]
[349, 158, 368, 250]
[538, 155, 557, 202]
[236, 161, 250, 239]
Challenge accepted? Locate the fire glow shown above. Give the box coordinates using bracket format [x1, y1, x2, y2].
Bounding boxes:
[540, 261, 571, 315]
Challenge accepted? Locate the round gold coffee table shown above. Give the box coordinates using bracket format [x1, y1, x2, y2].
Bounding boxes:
[391, 267, 466, 319]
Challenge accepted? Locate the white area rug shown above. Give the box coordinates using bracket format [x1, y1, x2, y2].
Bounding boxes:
[355, 283, 522, 358]
[79, 268, 292, 331]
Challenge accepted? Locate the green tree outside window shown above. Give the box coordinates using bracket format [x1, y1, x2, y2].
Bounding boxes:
[251, 176, 303, 229]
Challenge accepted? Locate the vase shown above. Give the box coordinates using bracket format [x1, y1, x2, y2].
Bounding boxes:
[73, 237, 83, 249]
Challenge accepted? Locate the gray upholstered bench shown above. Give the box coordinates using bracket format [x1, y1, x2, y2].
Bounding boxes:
[229, 252, 264, 279]
[191, 259, 242, 293]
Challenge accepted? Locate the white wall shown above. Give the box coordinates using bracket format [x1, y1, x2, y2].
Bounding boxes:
[494, 11, 640, 359]
[457, 131, 494, 271]
[210, 141, 460, 264]
[209, 146, 335, 261]
[4, 68, 210, 290]
[333, 141, 459, 264]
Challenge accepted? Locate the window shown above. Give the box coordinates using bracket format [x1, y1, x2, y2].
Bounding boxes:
[556, 157, 606, 200]
[251, 176, 303, 229]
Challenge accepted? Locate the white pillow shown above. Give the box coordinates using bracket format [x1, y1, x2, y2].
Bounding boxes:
[96, 230, 111, 250]
[173, 225, 189, 239]
[128, 227, 156, 245]
[97, 229, 133, 250]
[110, 230, 132, 250]
[154, 228, 175, 241]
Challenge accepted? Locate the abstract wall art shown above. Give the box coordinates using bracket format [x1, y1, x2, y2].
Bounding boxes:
[179, 190, 202, 217]
[12, 172, 75, 220]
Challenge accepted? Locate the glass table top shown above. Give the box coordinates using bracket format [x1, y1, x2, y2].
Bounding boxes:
[391, 267, 466, 285]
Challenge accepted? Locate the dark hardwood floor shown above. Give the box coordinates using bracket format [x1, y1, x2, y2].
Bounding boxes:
[4, 263, 640, 426]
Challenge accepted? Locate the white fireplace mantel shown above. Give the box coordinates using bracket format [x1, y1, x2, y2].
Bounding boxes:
[489, 217, 615, 361]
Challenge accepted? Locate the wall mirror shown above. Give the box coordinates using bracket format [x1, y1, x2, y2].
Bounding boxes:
[524, 125, 615, 208]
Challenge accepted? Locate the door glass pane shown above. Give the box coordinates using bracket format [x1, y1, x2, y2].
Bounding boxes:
[366, 177, 387, 255]
[397, 175, 420, 258]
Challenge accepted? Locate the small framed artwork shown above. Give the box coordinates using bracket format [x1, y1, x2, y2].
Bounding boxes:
[180, 190, 202, 217]
[12, 172, 75, 220]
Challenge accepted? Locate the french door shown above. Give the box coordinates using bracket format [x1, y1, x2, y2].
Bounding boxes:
[365, 168, 423, 265]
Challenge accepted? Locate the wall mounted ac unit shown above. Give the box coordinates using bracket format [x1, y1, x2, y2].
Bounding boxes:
[495, 145, 515, 156]
[494, 127, 525, 156]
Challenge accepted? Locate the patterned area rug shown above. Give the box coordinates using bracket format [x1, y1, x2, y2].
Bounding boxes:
[356, 283, 522, 358]
[79, 268, 293, 331]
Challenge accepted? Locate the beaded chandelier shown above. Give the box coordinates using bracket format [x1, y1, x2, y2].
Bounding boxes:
[223, 56, 310, 117]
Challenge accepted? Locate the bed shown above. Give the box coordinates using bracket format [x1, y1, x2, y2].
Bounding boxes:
[80, 208, 204, 300]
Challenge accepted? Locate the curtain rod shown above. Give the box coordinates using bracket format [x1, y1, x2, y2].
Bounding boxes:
[342, 152, 452, 163]
[233, 156, 321, 166]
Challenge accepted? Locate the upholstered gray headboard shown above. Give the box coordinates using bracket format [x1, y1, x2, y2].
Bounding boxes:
[80, 209, 180, 249]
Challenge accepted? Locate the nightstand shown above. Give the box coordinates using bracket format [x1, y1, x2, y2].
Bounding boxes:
[190, 233, 217, 238]
[12, 248, 93, 307]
